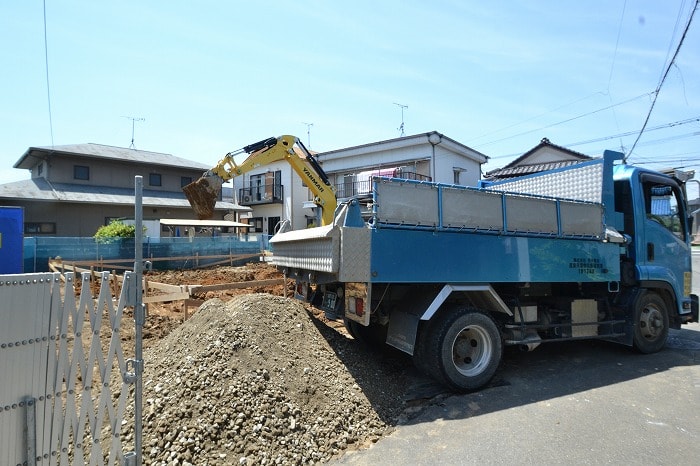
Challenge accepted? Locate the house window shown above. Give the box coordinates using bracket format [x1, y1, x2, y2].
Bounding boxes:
[181, 176, 193, 188]
[149, 173, 162, 186]
[24, 222, 56, 234]
[250, 216, 264, 233]
[453, 168, 466, 185]
[74, 165, 90, 180]
[38, 162, 43, 176]
[250, 174, 265, 200]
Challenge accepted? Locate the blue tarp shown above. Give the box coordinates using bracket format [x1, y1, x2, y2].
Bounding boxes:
[22, 235, 269, 272]
[0, 207, 23, 273]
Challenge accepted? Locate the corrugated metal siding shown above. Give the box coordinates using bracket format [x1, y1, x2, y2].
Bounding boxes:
[0, 271, 137, 465]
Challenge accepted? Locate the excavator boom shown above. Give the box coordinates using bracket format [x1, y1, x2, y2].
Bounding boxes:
[183, 135, 336, 225]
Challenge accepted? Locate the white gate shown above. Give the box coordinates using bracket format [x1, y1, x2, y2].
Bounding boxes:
[0, 271, 141, 465]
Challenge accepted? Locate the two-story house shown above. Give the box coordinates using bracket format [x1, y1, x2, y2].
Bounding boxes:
[231, 131, 488, 234]
[0, 143, 246, 236]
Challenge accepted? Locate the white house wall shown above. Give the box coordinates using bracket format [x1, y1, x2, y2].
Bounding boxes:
[319, 145, 429, 174]
[526, 147, 579, 164]
[320, 144, 481, 186]
[232, 134, 487, 232]
[231, 159, 307, 233]
[433, 145, 481, 186]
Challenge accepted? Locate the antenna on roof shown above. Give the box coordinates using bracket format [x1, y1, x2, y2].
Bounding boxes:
[393, 102, 407, 136]
[122, 116, 145, 149]
[302, 122, 314, 148]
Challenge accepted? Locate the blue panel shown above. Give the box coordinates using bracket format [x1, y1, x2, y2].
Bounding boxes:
[0, 207, 24, 274]
[368, 228, 620, 284]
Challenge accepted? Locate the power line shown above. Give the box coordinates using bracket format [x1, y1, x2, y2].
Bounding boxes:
[607, 0, 627, 91]
[43, 0, 54, 147]
[486, 123, 699, 162]
[565, 116, 700, 147]
[605, 0, 628, 152]
[625, 0, 699, 161]
[631, 156, 700, 166]
[467, 92, 607, 143]
[473, 92, 654, 149]
[658, 0, 691, 87]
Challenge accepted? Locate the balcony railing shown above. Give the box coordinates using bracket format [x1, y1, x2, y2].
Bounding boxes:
[238, 183, 284, 205]
[334, 171, 432, 198]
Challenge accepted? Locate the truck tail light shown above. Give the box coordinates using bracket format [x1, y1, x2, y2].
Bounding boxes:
[354, 297, 364, 317]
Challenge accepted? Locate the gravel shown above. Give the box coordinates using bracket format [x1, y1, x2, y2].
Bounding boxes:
[129, 293, 411, 465]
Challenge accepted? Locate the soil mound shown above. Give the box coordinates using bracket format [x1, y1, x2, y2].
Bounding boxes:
[138, 293, 404, 465]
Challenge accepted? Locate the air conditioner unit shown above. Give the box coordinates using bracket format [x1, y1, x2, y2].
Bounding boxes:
[242, 195, 252, 203]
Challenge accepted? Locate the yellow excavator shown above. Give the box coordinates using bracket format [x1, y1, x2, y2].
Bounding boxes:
[183, 135, 337, 226]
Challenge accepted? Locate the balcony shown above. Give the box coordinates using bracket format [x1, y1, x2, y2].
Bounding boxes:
[238, 183, 284, 206]
[334, 170, 432, 198]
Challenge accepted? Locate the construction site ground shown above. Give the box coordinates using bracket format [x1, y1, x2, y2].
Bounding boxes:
[122, 261, 441, 465]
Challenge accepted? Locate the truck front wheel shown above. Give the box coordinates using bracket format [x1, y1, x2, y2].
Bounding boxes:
[422, 309, 502, 392]
[633, 291, 669, 354]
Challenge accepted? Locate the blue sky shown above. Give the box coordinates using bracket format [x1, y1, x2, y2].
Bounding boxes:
[1, 1, 699, 192]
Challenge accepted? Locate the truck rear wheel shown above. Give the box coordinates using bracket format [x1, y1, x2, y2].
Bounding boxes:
[343, 317, 388, 348]
[422, 309, 502, 392]
[633, 291, 669, 354]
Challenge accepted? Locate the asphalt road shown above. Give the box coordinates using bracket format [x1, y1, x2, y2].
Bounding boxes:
[334, 251, 700, 465]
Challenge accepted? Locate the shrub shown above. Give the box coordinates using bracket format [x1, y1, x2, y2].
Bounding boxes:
[94, 220, 136, 242]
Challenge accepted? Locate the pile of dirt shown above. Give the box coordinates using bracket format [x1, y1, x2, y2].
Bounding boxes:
[131, 293, 410, 465]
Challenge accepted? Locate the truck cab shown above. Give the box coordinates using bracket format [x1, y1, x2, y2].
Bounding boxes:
[614, 164, 695, 328]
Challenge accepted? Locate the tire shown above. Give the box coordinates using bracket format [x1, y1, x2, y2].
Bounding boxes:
[423, 309, 502, 392]
[344, 317, 388, 348]
[413, 320, 439, 380]
[632, 291, 669, 354]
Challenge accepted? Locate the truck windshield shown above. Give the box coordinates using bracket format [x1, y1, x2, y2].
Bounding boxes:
[644, 181, 685, 241]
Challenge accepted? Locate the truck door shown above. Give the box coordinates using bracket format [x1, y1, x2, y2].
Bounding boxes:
[637, 173, 692, 301]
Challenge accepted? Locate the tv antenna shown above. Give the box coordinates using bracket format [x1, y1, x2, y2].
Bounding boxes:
[393, 102, 407, 136]
[122, 116, 145, 149]
[302, 122, 314, 148]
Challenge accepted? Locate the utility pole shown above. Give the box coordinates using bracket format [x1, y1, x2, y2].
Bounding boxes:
[302, 122, 314, 148]
[122, 116, 145, 149]
[393, 103, 407, 136]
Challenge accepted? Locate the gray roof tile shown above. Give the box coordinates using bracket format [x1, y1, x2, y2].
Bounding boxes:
[0, 178, 248, 210]
[14, 143, 212, 170]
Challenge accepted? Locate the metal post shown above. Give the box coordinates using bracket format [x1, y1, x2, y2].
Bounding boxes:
[24, 397, 36, 466]
[133, 176, 144, 465]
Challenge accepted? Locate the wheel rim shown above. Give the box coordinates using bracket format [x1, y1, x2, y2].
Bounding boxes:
[639, 303, 665, 341]
[450, 324, 493, 377]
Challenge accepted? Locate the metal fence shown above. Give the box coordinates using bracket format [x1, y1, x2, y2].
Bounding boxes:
[0, 270, 141, 465]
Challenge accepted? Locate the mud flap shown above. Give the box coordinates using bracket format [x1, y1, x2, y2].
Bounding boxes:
[386, 310, 420, 355]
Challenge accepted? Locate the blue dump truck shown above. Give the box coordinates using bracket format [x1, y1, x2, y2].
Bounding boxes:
[270, 150, 699, 391]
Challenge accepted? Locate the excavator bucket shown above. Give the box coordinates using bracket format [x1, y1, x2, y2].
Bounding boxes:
[182, 172, 224, 220]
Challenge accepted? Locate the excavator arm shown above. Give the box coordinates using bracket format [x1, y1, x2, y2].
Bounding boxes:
[183, 135, 337, 225]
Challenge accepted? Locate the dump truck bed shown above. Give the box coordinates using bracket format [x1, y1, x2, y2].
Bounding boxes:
[271, 155, 623, 285]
